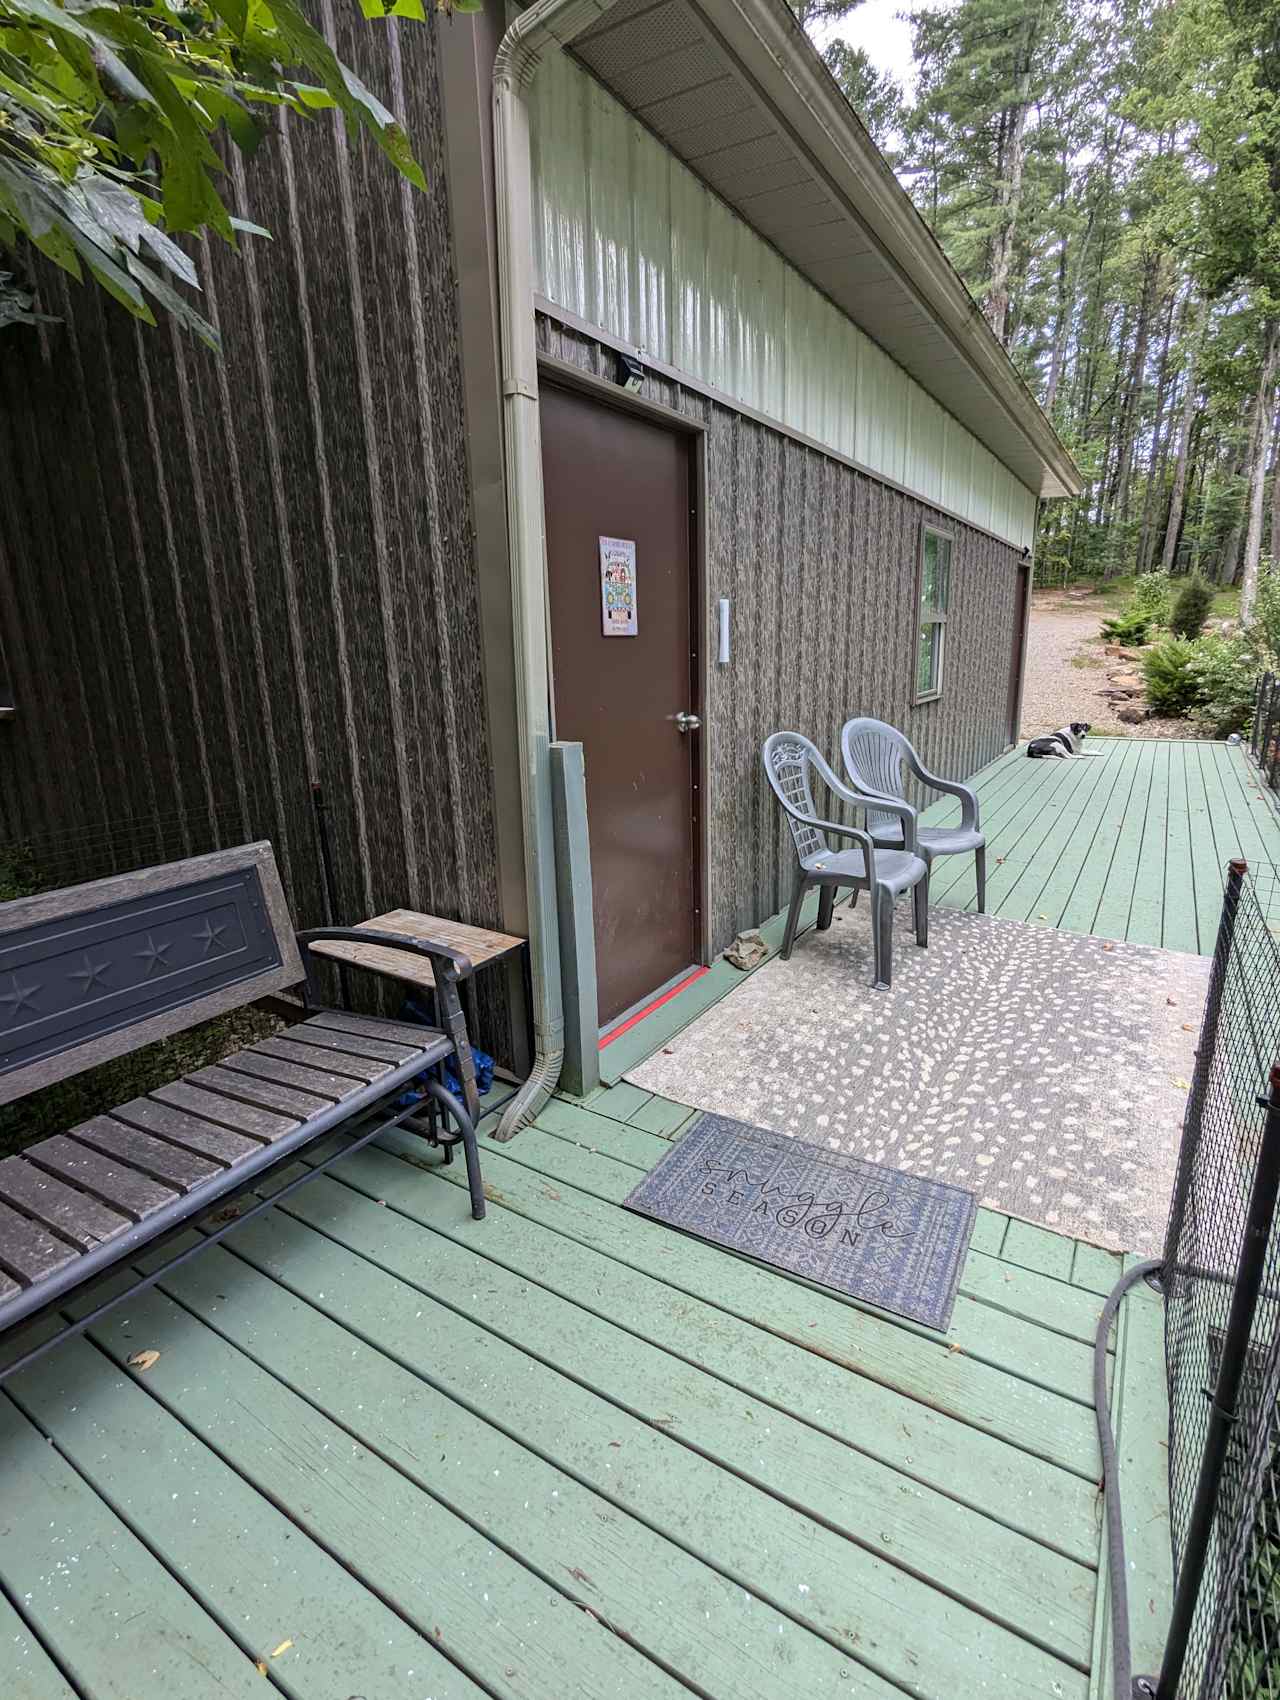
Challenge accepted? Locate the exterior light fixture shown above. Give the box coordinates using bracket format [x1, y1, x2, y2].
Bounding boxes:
[617, 352, 646, 393]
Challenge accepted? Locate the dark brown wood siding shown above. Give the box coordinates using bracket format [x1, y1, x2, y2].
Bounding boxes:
[0, 15, 508, 1042]
[537, 315, 1026, 958]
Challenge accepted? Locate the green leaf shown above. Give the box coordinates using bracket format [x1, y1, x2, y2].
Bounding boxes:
[230, 215, 271, 238]
[81, 172, 151, 252]
[196, 86, 264, 155]
[124, 250, 218, 348]
[207, 0, 248, 37]
[137, 221, 198, 288]
[355, 0, 425, 19]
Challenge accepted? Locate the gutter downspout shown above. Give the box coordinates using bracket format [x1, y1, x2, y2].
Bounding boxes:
[491, 0, 617, 1138]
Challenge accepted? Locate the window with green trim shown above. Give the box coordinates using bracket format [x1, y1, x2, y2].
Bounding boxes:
[914, 526, 952, 702]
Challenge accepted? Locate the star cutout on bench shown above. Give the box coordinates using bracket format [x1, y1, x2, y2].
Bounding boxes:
[194, 917, 228, 958]
[69, 954, 110, 997]
[0, 974, 39, 1027]
[134, 933, 172, 978]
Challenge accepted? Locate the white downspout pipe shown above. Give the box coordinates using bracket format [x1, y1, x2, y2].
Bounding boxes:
[491, 0, 618, 1138]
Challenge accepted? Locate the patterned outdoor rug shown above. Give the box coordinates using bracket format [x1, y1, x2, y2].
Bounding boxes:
[623, 1112, 976, 1329]
[625, 906, 1211, 1255]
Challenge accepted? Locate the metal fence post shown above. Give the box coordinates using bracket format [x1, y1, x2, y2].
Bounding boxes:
[1251, 673, 1272, 766]
[1154, 1062, 1280, 1700]
[1164, 860, 1248, 1265]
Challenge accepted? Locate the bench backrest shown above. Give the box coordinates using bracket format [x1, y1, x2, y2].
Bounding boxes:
[0, 842, 303, 1108]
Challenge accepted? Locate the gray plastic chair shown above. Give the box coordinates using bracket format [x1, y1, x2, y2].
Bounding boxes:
[761, 731, 929, 991]
[840, 718, 987, 912]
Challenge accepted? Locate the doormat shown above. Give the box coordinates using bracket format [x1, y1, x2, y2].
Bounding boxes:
[622, 1112, 976, 1330]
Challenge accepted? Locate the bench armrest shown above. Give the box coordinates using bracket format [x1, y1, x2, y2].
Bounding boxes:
[295, 927, 475, 982]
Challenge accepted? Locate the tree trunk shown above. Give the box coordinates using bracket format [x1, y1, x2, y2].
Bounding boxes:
[1161, 300, 1203, 574]
[1136, 290, 1181, 574]
[1108, 256, 1158, 544]
[1220, 437, 1252, 587]
[1046, 203, 1093, 417]
[985, 13, 1038, 346]
[1269, 402, 1280, 568]
[1241, 316, 1280, 620]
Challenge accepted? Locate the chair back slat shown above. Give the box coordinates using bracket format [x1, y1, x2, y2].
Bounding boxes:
[0, 842, 301, 1108]
[842, 720, 911, 839]
[762, 734, 830, 863]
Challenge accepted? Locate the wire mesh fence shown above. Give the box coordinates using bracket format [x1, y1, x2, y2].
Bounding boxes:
[1252, 675, 1280, 803]
[1158, 859, 1280, 1699]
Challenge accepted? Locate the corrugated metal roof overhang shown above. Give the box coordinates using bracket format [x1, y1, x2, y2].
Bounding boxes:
[567, 0, 1083, 500]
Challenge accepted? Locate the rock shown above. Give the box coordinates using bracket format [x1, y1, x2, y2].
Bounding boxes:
[1110, 671, 1144, 690]
[1115, 646, 1144, 661]
[1117, 704, 1150, 724]
[725, 930, 767, 971]
[1104, 643, 1123, 656]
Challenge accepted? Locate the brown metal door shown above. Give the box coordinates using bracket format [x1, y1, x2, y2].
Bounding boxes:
[1007, 562, 1032, 742]
[541, 382, 699, 1026]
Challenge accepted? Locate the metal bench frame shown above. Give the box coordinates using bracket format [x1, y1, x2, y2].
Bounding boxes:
[0, 843, 485, 1382]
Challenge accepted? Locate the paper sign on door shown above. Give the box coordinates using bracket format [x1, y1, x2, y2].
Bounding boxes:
[599, 536, 638, 637]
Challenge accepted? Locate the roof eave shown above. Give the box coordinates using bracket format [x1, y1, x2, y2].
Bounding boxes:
[692, 0, 1084, 500]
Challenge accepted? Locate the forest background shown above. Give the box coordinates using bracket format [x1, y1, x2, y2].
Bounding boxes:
[796, 0, 1280, 624]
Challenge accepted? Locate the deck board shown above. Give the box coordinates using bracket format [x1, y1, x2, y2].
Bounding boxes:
[0, 1081, 1176, 1700]
[596, 741, 1279, 1094]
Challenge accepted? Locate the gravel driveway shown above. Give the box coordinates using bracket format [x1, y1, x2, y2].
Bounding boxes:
[1019, 593, 1199, 741]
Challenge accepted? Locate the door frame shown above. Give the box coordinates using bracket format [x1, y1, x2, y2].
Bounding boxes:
[537, 351, 713, 974]
[1007, 557, 1033, 747]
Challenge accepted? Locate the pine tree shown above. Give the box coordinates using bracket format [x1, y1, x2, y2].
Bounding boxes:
[1170, 574, 1214, 640]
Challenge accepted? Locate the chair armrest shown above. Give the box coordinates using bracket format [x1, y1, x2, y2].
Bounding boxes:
[902, 752, 980, 832]
[778, 807, 881, 884]
[295, 927, 475, 982]
[846, 789, 919, 854]
[926, 775, 980, 832]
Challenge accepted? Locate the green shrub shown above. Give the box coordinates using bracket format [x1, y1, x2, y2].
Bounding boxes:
[1132, 570, 1172, 625]
[1253, 559, 1280, 667]
[1100, 609, 1153, 645]
[1188, 633, 1260, 736]
[1143, 636, 1204, 715]
[1169, 573, 1214, 640]
[0, 844, 44, 901]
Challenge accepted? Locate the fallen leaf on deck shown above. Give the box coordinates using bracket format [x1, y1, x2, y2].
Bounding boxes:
[1174, 1079, 1191, 1090]
[1102, 942, 1115, 951]
[565, 1566, 595, 1587]
[947, 1343, 964, 1355]
[540, 1186, 561, 1201]
[1166, 998, 1178, 1007]
[255, 1661, 268, 1677]
[127, 1350, 160, 1371]
[270, 1640, 293, 1658]
[1182, 1023, 1194, 1032]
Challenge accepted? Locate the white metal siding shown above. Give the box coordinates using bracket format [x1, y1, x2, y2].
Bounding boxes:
[529, 50, 1038, 549]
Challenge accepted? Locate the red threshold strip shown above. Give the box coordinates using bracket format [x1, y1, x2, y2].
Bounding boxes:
[598, 966, 710, 1050]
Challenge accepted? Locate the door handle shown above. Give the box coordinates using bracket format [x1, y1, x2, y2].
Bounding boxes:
[674, 711, 701, 733]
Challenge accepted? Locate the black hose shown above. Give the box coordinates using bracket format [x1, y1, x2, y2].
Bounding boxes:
[1095, 1256, 1164, 1700]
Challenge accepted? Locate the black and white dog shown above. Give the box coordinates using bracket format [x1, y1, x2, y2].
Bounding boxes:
[1027, 721, 1097, 759]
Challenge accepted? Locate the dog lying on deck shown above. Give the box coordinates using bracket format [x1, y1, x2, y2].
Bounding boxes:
[1026, 721, 1102, 758]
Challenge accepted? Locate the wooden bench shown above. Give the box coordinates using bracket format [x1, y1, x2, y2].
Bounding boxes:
[0, 842, 485, 1382]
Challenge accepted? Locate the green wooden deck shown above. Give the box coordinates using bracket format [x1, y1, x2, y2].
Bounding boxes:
[599, 737, 1280, 1082]
[922, 735, 1279, 954]
[0, 1087, 1170, 1700]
